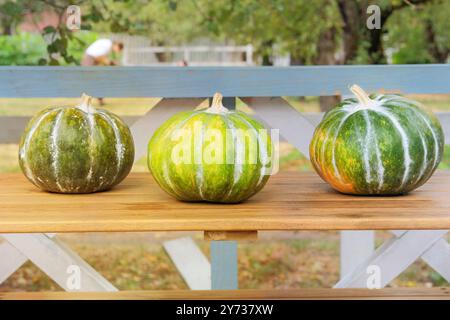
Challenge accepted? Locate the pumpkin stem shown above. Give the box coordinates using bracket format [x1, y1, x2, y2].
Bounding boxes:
[207, 92, 229, 114]
[350, 85, 372, 106]
[79, 93, 94, 113]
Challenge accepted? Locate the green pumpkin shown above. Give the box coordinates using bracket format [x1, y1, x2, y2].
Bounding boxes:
[310, 84, 444, 195]
[19, 94, 134, 193]
[148, 93, 273, 203]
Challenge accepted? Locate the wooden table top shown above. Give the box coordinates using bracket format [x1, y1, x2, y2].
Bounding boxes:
[1, 172, 450, 233]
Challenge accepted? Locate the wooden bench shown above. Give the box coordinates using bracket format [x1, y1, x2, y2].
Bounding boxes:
[0, 65, 449, 298]
[1, 171, 449, 298]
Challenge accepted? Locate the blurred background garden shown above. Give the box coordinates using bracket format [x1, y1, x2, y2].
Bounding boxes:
[0, 0, 449, 291]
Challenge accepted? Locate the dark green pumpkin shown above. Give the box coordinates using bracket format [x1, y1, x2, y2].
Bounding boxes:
[19, 94, 134, 193]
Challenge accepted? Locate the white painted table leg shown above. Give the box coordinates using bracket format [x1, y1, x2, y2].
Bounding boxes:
[335, 230, 448, 288]
[211, 241, 238, 290]
[0, 241, 28, 284]
[0, 233, 56, 285]
[3, 234, 117, 292]
[163, 237, 211, 290]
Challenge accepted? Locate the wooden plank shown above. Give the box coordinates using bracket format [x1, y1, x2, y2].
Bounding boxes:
[163, 237, 211, 290]
[1, 172, 450, 233]
[211, 241, 238, 290]
[1, 288, 449, 300]
[204, 231, 257, 241]
[335, 230, 448, 288]
[3, 234, 117, 292]
[2, 65, 450, 98]
[340, 231, 375, 278]
[130, 98, 203, 162]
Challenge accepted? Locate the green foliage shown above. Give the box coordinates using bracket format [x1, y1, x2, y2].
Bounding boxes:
[0, 33, 46, 65]
[386, 0, 450, 64]
[0, 0, 449, 66]
[0, 0, 121, 65]
[66, 31, 99, 63]
[0, 31, 98, 66]
[188, 0, 340, 64]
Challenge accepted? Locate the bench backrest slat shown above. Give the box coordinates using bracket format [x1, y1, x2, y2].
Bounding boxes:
[1, 65, 450, 98]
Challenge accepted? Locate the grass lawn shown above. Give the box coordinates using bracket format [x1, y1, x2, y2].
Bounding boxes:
[0, 95, 449, 291]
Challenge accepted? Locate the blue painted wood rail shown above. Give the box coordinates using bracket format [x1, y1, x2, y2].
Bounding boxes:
[1, 65, 450, 98]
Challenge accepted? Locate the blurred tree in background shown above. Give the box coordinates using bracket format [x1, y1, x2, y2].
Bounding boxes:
[0, 0, 448, 86]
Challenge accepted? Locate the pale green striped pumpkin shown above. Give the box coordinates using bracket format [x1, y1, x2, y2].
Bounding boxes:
[19, 94, 134, 193]
[310, 85, 444, 195]
[148, 93, 273, 203]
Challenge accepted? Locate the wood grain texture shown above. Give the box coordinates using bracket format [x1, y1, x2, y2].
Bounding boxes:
[2, 65, 450, 98]
[1, 171, 450, 233]
[204, 231, 257, 241]
[0, 288, 449, 300]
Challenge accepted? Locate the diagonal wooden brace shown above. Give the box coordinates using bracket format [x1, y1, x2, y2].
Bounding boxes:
[335, 230, 448, 288]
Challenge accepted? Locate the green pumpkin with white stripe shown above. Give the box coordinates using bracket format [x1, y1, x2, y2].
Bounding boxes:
[148, 93, 273, 203]
[310, 85, 444, 195]
[19, 94, 134, 193]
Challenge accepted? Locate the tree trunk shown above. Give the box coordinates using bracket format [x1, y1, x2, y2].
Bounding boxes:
[315, 27, 341, 111]
[337, 0, 363, 64]
[1, 20, 13, 35]
[424, 19, 449, 63]
[260, 40, 274, 66]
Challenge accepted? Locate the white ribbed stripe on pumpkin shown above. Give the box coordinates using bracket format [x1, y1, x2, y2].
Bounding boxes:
[415, 128, 428, 184]
[362, 109, 385, 191]
[403, 106, 440, 171]
[50, 109, 65, 192]
[97, 111, 123, 185]
[375, 106, 412, 190]
[222, 115, 241, 197]
[223, 113, 252, 201]
[196, 121, 206, 200]
[330, 111, 353, 183]
[234, 113, 268, 190]
[85, 110, 96, 186]
[360, 111, 372, 186]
